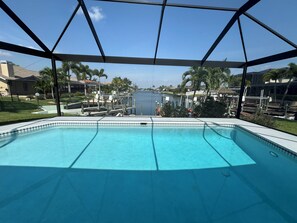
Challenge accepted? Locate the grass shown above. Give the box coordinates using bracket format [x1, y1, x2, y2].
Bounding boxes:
[0, 112, 56, 126]
[275, 118, 297, 136]
[238, 112, 297, 136]
[0, 97, 57, 126]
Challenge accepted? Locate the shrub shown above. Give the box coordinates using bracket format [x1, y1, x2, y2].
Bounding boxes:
[193, 104, 202, 117]
[74, 92, 84, 97]
[242, 110, 276, 128]
[198, 97, 227, 118]
[161, 102, 173, 117]
[172, 105, 188, 117]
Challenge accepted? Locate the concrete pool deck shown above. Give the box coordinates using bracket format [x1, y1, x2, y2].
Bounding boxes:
[0, 117, 296, 155]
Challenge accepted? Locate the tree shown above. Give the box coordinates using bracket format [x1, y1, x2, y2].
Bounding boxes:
[38, 67, 55, 99]
[111, 77, 122, 94]
[75, 63, 93, 96]
[204, 67, 230, 95]
[263, 69, 286, 102]
[218, 64, 231, 87]
[36, 66, 70, 99]
[61, 61, 80, 94]
[71, 63, 82, 81]
[181, 66, 208, 102]
[122, 78, 132, 92]
[92, 68, 108, 94]
[281, 63, 297, 105]
[35, 74, 50, 99]
[227, 75, 242, 88]
[180, 66, 231, 107]
[196, 96, 227, 117]
[57, 68, 69, 94]
[158, 85, 167, 92]
[111, 77, 133, 94]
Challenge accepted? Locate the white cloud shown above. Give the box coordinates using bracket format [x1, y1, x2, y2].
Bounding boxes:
[27, 46, 39, 50]
[89, 7, 104, 22]
[17, 44, 39, 50]
[0, 50, 12, 57]
[78, 6, 104, 22]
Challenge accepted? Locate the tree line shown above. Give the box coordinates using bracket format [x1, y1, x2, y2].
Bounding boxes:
[181, 62, 297, 106]
[35, 61, 134, 99]
[263, 63, 297, 104]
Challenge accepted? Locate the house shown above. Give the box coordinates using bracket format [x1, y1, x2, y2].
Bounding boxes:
[234, 69, 297, 97]
[0, 60, 39, 96]
[0, 61, 88, 96]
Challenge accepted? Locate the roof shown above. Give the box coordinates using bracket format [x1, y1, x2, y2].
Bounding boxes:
[13, 65, 39, 78]
[0, 64, 39, 81]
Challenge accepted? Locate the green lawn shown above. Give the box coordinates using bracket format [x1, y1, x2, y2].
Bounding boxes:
[275, 118, 297, 136]
[0, 97, 57, 126]
[0, 112, 56, 126]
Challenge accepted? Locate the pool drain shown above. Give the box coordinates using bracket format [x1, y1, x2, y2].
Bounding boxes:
[221, 170, 231, 177]
[269, 151, 278, 157]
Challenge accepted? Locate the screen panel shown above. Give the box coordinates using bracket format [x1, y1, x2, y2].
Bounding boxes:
[84, 0, 161, 58]
[157, 7, 234, 60]
[2, 0, 78, 49]
[248, 0, 297, 45]
[240, 15, 295, 61]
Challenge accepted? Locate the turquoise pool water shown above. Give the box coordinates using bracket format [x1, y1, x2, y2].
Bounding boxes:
[0, 126, 255, 170]
[0, 125, 296, 223]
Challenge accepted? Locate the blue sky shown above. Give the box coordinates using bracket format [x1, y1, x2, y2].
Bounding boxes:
[0, 0, 297, 87]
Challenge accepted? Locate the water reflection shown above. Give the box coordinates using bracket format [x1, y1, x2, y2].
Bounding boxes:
[133, 90, 181, 115]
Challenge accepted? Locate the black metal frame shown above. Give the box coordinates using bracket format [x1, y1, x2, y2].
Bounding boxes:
[201, 0, 260, 66]
[0, 0, 297, 117]
[52, 3, 80, 53]
[51, 57, 61, 116]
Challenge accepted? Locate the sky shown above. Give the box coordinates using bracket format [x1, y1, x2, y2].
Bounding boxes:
[0, 0, 297, 87]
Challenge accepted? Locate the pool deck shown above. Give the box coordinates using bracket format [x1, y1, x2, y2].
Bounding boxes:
[0, 117, 296, 155]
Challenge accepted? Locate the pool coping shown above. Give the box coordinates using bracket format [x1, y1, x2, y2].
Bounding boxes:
[0, 117, 297, 157]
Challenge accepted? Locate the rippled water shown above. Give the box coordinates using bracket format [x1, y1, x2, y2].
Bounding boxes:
[133, 90, 180, 115]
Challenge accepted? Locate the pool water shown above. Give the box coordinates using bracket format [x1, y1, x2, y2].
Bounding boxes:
[0, 126, 255, 170]
[0, 125, 296, 223]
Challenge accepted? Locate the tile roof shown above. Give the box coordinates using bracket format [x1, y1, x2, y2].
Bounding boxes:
[0, 65, 39, 81]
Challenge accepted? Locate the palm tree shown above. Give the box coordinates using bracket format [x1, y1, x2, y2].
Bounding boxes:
[227, 75, 242, 88]
[204, 67, 219, 95]
[263, 69, 285, 102]
[181, 66, 230, 105]
[219, 67, 232, 86]
[57, 68, 69, 94]
[281, 63, 297, 105]
[75, 63, 93, 96]
[35, 75, 50, 99]
[181, 66, 208, 101]
[39, 67, 55, 99]
[203, 67, 230, 96]
[92, 68, 108, 94]
[111, 77, 124, 94]
[122, 77, 132, 92]
[61, 61, 80, 94]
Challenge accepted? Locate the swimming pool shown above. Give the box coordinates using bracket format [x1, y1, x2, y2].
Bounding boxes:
[0, 120, 296, 222]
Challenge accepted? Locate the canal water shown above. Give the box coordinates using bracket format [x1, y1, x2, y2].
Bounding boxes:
[133, 91, 181, 115]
